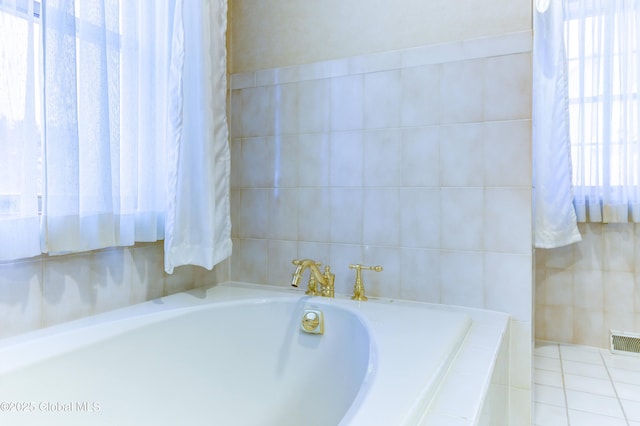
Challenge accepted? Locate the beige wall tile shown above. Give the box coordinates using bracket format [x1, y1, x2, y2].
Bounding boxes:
[536, 225, 640, 348]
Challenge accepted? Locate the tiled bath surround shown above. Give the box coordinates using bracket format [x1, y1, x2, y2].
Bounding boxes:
[229, 31, 533, 425]
[536, 223, 640, 349]
[0, 242, 224, 339]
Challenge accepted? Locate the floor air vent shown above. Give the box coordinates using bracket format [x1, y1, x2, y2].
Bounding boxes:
[610, 331, 640, 356]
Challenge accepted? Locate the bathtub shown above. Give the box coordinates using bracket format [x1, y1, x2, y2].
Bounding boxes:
[0, 282, 509, 426]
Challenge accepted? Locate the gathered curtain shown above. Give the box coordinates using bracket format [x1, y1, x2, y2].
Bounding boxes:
[533, 0, 583, 248]
[164, 0, 232, 273]
[0, 0, 231, 271]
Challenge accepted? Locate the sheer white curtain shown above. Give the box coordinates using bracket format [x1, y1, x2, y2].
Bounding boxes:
[164, 0, 232, 273]
[533, 0, 582, 248]
[0, 0, 41, 260]
[42, 0, 172, 253]
[566, 0, 640, 222]
[0, 0, 231, 269]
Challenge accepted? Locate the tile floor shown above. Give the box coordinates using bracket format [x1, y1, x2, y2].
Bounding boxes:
[534, 341, 640, 425]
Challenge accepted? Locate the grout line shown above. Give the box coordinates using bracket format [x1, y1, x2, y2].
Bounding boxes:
[600, 348, 631, 426]
[558, 344, 572, 426]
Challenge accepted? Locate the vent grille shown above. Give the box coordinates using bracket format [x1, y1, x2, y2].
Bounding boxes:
[611, 331, 640, 356]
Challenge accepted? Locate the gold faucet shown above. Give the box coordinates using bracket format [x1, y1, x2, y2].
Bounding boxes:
[291, 259, 335, 297]
[349, 264, 383, 301]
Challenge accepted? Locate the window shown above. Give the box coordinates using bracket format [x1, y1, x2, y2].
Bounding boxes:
[564, 0, 640, 222]
[0, 0, 170, 259]
[0, 0, 231, 269]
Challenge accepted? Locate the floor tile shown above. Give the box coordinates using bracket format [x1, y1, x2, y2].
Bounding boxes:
[562, 359, 609, 379]
[563, 374, 616, 397]
[567, 409, 627, 426]
[621, 399, 640, 422]
[615, 382, 640, 402]
[565, 389, 624, 418]
[610, 367, 640, 386]
[535, 342, 640, 425]
[535, 342, 560, 359]
[535, 369, 564, 387]
[536, 355, 562, 372]
[534, 402, 568, 426]
[560, 345, 603, 365]
[604, 352, 640, 372]
[534, 384, 566, 407]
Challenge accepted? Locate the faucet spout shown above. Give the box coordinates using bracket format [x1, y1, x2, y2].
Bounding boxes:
[290, 259, 335, 297]
[291, 259, 323, 287]
[290, 262, 306, 287]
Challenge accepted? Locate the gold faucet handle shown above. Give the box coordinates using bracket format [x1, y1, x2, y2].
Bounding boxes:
[348, 264, 383, 301]
[292, 259, 322, 267]
[349, 264, 383, 273]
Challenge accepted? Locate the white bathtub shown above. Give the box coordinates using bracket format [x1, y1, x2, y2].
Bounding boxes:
[0, 282, 508, 426]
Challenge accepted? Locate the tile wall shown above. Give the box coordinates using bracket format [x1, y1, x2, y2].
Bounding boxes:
[536, 223, 640, 349]
[229, 31, 533, 425]
[0, 242, 224, 339]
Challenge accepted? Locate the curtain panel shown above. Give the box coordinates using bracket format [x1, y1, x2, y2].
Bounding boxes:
[533, 0, 583, 248]
[565, 0, 640, 223]
[0, 0, 231, 270]
[42, 0, 172, 254]
[164, 0, 232, 273]
[534, 0, 640, 243]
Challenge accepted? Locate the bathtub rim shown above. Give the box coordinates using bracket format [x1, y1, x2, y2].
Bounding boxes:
[0, 290, 380, 377]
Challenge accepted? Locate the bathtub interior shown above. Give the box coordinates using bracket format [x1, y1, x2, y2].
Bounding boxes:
[0, 282, 494, 426]
[0, 299, 371, 426]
